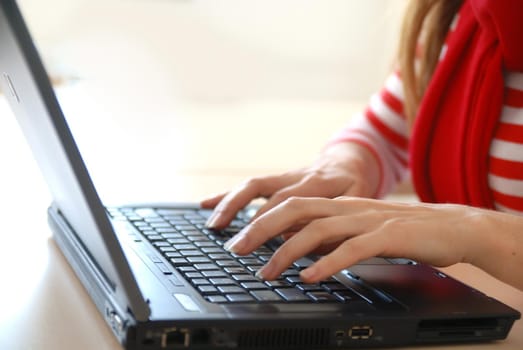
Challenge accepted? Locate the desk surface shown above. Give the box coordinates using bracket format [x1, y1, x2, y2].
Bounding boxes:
[0, 85, 521, 349]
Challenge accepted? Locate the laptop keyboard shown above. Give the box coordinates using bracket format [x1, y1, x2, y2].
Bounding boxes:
[108, 207, 364, 304]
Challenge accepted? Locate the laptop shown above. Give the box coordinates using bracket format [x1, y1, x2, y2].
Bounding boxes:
[0, 1, 520, 349]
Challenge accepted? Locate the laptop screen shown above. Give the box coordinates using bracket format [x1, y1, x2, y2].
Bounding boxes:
[0, 0, 150, 320]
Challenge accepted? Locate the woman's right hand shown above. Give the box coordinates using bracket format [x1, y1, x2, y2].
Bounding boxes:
[201, 142, 381, 229]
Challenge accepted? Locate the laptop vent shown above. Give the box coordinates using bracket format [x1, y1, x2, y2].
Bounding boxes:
[237, 328, 330, 348]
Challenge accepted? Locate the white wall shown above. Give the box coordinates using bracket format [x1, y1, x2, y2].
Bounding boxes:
[18, 0, 406, 104]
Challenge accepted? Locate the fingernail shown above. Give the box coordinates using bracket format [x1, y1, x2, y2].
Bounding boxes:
[223, 234, 246, 254]
[254, 269, 265, 280]
[206, 213, 220, 228]
[255, 264, 273, 280]
[300, 267, 317, 281]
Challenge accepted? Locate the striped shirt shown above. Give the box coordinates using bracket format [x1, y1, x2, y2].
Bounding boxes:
[332, 15, 523, 214]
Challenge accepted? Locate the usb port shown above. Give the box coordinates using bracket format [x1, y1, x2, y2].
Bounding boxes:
[349, 326, 373, 340]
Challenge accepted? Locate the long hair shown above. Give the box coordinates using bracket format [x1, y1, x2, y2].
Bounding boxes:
[398, 0, 464, 123]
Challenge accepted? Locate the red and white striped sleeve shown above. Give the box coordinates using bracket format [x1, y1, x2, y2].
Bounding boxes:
[488, 71, 523, 214]
[327, 72, 410, 198]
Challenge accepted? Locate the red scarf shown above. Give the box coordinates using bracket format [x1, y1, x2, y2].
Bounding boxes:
[410, 0, 523, 207]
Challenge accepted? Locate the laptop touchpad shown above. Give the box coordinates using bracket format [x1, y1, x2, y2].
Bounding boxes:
[348, 264, 484, 312]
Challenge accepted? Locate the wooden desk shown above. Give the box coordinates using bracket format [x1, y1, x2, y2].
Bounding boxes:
[0, 85, 521, 349]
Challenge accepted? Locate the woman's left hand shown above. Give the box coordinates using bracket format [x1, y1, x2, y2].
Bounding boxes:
[223, 196, 520, 286]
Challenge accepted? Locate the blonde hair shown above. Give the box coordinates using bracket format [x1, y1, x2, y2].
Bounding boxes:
[398, 0, 463, 123]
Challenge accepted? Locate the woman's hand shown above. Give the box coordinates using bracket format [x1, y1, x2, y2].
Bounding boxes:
[202, 142, 381, 229]
[223, 196, 523, 291]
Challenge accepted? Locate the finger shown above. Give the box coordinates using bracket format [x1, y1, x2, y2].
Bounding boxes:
[283, 227, 345, 251]
[206, 175, 297, 229]
[309, 241, 345, 255]
[250, 174, 350, 222]
[300, 232, 388, 283]
[254, 214, 379, 280]
[224, 197, 343, 255]
[200, 192, 227, 209]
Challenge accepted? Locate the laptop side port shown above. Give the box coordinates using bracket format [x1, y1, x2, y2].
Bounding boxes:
[161, 327, 190, 348]
[349, 325, 373, 340]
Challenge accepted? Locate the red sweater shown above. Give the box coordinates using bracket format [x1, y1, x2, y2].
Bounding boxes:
[331, 1, 523, 214]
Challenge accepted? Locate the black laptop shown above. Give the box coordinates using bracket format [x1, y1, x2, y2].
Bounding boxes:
[0, 1, 519, 349]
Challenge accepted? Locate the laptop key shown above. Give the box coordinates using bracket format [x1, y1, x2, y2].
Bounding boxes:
[201, 247, 224, 254]
[164, 237, 188, 243]
[224, 267, 249, 274]
[155, 227, 177, 233]
[175, 225, 196, 231]
[296, 283, 324, 292]
[216, 260, 241, 267]
[187, 257, 211, 264]
[134, 221, 150, 227]
[198, 285, 219, 295]
[285, 276, 302, 285]
[185, 272, 203, 279]
[250, 290, 283, 302]
[275, 288, 310, 302]
[217, 286, 244, 294]
[135, 208, 160, 217]
[194, 264, 220, 271]
[158, 246, 176, 253]
[167, 219, 188, 225]
[150, 222, 172, 228]
[208, 254, 232, 260]
[333, 291, 355, 302]
[202, 270, 227, 278]
[293, 257, 314, 269]
[191, 279, 211, 286]
[237, 257, 261, 265]
[209, 278, 236, 286]
[240, 282, 270, 290]
[147, 235, 164, 241]
[257, 255, 271, 262]
[143, 230, 160, 236]
[178, 266, 196, 272]
[265, 280, 293, 288]
[281, 269, 301, 277]
[306, 292, 339, 303]
[246, 266, 263, 273]
[157, 209, 194, 216]
[187, 236, 208, 242]
[231, 274, 259, 282]
[180, 250, 204, 257]
[194, 242, 218, 249]
[169, 258, 189, 266]
[322, 283, 349, 293]
[206, 296, 227, 303]
[226, 294, 255, 303]
[145, 218, 165, 224]
[173, 244, 196, 250]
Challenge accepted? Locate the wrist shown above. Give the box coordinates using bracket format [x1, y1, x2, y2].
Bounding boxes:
[464, 209, 523, 289]
[320, 141, 381, 197]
